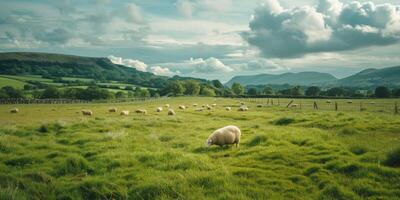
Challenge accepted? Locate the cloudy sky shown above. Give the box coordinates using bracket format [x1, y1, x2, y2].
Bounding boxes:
[1, 0, 400, 82]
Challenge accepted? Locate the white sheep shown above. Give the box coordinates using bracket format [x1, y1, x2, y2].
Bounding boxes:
[193, 103, 198, 107]
[225, 107, 232, 111]
[10, 108, 19, 113]
[326, 100, 332, 104]
[165, 104, 170, 108]
[179, 105, 186, 110]
[240, 102, 245, 105]
[206, 105, 212, 110]
[135, 109, 147, 115]
[82, 110, 93, 116]
[109, 107, 117, 113]
[347, 100, 353, 104]
[206, 125, 241, 147]
[195, 108, 204, 112]
[212, 103, 217, 107]
[120, 110, 130, 116]
[168, 109, 176, 115]
[156, 107, 163, 112]
[238, 106, 248, 111]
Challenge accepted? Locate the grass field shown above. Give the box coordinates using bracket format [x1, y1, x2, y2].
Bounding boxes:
[0, 97, 399, 199]
[0, 76, 28, 89]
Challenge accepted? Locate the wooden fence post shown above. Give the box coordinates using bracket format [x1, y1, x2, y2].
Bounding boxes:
[360, 102, 363, 111]
[271, 99, 274, 106]
[335, 102, 338, 111]
[395, 102, 398, 114]
[286, 100, 294, 108]
[313, 101, 318, 110]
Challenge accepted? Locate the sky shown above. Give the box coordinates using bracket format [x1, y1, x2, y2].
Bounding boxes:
[0, 0, 400, 82]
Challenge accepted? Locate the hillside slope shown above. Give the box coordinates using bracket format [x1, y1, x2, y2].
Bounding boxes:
[0, 52, 168, 88]
[337, 66, 400, 87]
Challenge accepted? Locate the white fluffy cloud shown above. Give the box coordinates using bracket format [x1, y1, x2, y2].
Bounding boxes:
[176, 0, 194, 17]
[151, 66, 175, 76]
[108, 55, 148, 72]
[186, 57, 233, 73]
[243, 0, 400, 58]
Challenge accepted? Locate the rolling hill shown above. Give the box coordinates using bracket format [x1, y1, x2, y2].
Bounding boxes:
[337, 66, 400, 87]
[225, 72, 338, 87]
[0, 52, 169, 88]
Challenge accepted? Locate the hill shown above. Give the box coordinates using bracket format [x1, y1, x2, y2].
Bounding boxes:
[0, 52, 169, 88]
[225, 72, 338, 87]
[337, 66, 400, 87]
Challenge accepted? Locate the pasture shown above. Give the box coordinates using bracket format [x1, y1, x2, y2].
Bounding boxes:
[0, 97, 399, 199]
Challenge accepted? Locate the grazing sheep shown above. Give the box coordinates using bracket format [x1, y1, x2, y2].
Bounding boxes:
[10, 108, 19, 113]
[206, 125, 241, 147]
[212, 103, 217, 107]
[326, 100, 332, 104]
[165, 104, 170, 108]
[193, 103, 198, 107]
[168, 109, 176, 115]
[82, 110, 93, 116]
[238, 106, 248, 111]
[120, 110, 130, 116]
[135, 109, 147, 115]
[347, 100, 353, 104]
[240, 102, 245, 105]
[179, 105, 186, 110]
[109, 108, 117, 113]
[290, 104, 299, 108]
[225, 107, 232, 111]
[195, 108, 204, 112]
[257, 104, 263, 108]
[206, 105, 212, 110]
[156, 107, 163, 112]
[201, 105, 206, 108]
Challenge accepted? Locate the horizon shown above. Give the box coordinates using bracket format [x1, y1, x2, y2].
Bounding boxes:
[1, 0, 400, 81]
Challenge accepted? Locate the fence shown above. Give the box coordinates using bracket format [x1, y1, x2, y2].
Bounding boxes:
[236, 97, 399, 114]
[0, 97, 168, 105]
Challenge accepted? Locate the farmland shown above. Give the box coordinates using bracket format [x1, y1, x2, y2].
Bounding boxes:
[0, 97, 399, 199]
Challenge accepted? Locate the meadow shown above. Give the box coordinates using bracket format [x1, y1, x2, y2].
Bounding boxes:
[0, 97, 399, 199]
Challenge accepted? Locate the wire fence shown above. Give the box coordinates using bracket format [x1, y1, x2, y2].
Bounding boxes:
[237, 98, 399, 114]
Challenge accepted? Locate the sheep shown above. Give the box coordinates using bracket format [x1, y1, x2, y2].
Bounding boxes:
[212, 103, 217, 107]
[206, 105, 212, 110]
[179, 105, 186, 110]
[165, 104, 170, 108]
[326, 100, 332, 104]
[240, 102, 245, 105]
[257, 104, 263, 108]
[109, 107, 117, 113]
[201, 105, 206, 108]
[168, 109, 176, 115]
[193, 103, 198, 107]
[195, 108, 204, 112]
[82, 110, 93, 116]
[10, 108, 19, 113]
[156, 107, 163, 112]
[120, 110, 130, 116]
[238, 106, 248, 111]
[225, 107, 232, 111]
[135, 109, 147, 115]
[347, 100, 353, 104]
[206, 125, 241, 147]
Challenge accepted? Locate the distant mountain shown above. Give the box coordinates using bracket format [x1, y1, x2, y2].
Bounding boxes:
[337, 66, 400, 87]
[0, 52, 169, 88]
[225, 72, 338, 87]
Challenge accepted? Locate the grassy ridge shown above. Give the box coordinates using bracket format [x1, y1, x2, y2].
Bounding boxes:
[0, 97, 400, 199]
[0, 76, 28, 89]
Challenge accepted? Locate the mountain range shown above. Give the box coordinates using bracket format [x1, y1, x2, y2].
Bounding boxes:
[226, 66, 400, 88]
[0, 52, 399, 89]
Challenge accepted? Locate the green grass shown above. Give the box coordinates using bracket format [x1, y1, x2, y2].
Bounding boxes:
[0, 76, 28, 89]
[0, 75, 53, 83]
[0, 97, 399, 199]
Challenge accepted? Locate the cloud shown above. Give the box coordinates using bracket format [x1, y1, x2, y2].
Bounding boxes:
[243, 0, 400, 58]
[108, 55, 148, 72]
[231, 59, 283, 71]
[120, 3, 143, 24]
[151, 66, 175, 76]
[176, 0, 194, 18]
[186, 57, 233, 73]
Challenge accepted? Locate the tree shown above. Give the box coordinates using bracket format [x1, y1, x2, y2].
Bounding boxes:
[41, 86, 61, 99]
[200, 87, 216, 96]
[291, 86, 304, 96]
[393, 88, 400, 97]
[263, 86, 274, 95]
[247, 88, 258, 96]
[125, 86, 133, 90]
[375, 86, 390, 98]
[305, 86, 321, 96]
[231, 82, 244, 95]
[115, 91, 126, 98]
[212, 80, 224, 89]
[184, 80, 201, 96]
[0, 86, 24, 98]
[165, 81, 185, 96]
[327, 87, 345, 97]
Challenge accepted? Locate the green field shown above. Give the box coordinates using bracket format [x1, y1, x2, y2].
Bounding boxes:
[0, 76, 28, 89]
[0, 97, 399, 199]
[1, 75, 53, 83]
